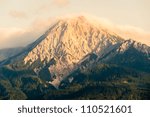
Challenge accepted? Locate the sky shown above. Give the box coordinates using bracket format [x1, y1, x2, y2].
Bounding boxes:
[0, 0, 150, 49]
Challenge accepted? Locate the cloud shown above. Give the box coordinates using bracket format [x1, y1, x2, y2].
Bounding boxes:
[9, 10, 27, 19]
[0, 15, 149, 49]
[0, 18, 53, 49]
[114, 25, 150, 45]
[0, 28, 25, 48]
[83, 14, 150, 46]
[52, 0, 70, 7]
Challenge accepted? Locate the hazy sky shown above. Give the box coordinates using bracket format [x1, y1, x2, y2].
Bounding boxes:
[0, 0, 150, 48]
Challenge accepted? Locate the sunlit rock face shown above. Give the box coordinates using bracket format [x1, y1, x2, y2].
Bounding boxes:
[23, 16, 124, 86]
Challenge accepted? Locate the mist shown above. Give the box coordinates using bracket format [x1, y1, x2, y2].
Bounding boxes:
[0, 15, 149, 49]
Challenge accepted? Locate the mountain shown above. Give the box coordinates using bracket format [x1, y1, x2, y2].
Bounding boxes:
[99, 39, 150, 72]
[0, 16, 150, 100]
[1, 16, 124, 86]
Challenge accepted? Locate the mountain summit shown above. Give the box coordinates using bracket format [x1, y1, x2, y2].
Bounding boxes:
[17, 16, 125, 86]
[24, 16, 122, 64]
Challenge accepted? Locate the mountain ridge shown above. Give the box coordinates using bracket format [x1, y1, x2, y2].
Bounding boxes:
[0, 16, 149, 87]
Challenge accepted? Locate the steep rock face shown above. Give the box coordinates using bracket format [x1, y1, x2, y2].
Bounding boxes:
[116, 39, 150, 55]
[22, 16, 123, 86]
[99, 39, 150, 72]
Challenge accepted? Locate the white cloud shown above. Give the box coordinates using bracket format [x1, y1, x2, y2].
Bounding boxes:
[0, 18, 53, 49]
[114, 25, 150, 45]
[0, 15, 149, 49]
[9, 10, 27, 19]
[84, 14, 150, 46]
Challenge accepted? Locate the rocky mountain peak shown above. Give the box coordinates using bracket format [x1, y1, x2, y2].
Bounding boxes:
[24, 16, 122, 64]
[117, 39, 150, 54]
[22, 16, 124, 86]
